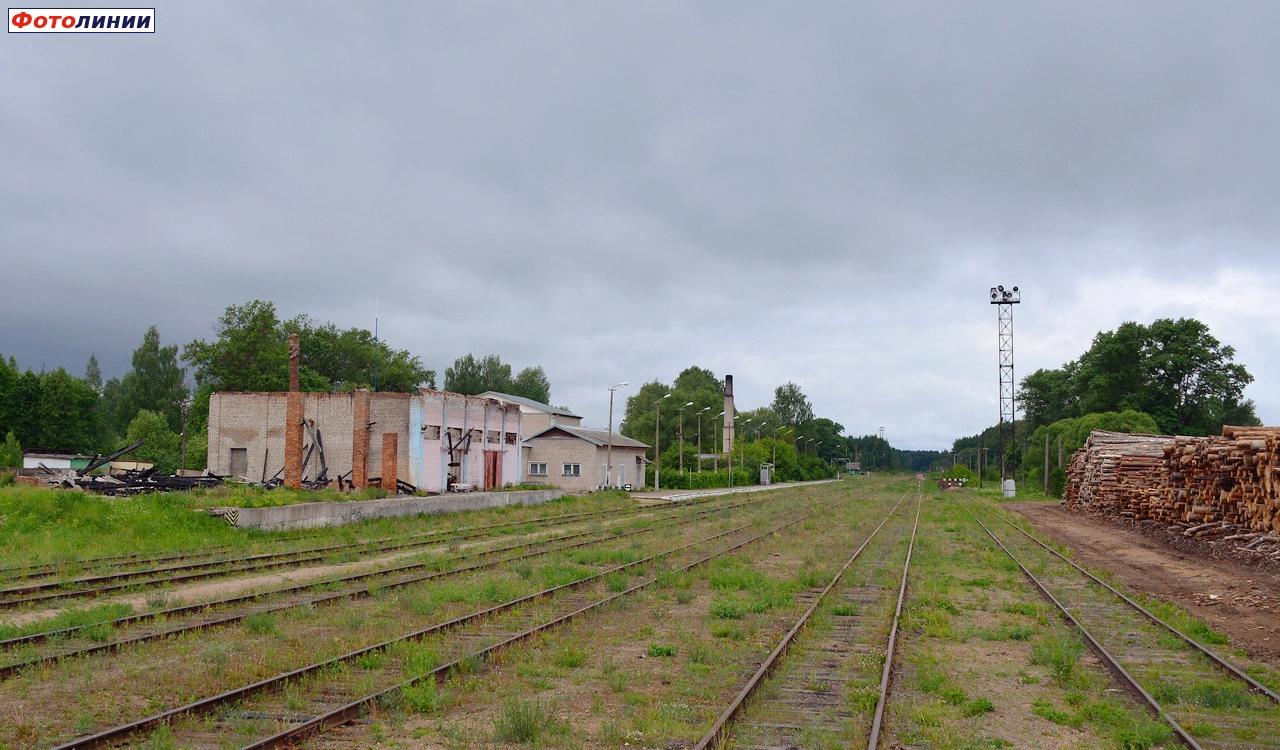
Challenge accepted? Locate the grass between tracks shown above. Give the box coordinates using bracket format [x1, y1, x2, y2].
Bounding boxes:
[886, 492, 1172, 750]
[0, 498, 775, 748]
[0, 484, 633, 572]
[978, 494, 1280, 745]
[983, 492, 1280, 693]
[291, 477, 901, 749]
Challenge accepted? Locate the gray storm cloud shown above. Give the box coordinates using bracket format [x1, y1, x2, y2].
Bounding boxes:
[2, 1, 1278, 449]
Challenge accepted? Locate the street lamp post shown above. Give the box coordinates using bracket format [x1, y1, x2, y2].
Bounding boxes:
[179, 395, 194, 472]
[696, 406, 710, 472]
[606, 381, 629, 488]
[774, 425, 791, 470]
[654, 393, 671, 491]
[715, 411, 724, 472]
[677, 401, 694, 473]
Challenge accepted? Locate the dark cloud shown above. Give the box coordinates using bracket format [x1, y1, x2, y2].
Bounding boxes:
[3, 1, 1278, 448]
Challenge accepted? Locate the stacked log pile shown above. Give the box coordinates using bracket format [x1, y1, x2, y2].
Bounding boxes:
[1063, 431, 1173, 520]
[1065, 426, 1280, 534]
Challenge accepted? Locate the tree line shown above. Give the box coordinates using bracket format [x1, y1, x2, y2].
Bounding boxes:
[617, 366, 935, 482]
[950, 316, 1261, 491]
[0, 299, 554, 471]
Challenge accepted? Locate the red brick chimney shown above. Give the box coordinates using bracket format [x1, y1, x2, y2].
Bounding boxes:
[352, 389, 370, 489]
[381, 432, 398, 493]
[284, 334, 303, 490]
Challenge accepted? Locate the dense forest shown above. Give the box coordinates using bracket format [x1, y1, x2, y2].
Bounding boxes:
[0, 300, 550, 472]
[951, 317, 1260, 492]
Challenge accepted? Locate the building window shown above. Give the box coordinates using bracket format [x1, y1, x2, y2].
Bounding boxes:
[562, 463, 581, 477]
[422, 425, 441, 440]
[229, 448, 247, 477]
[487, 430, 501, 444]
[505, 431, 518, 445]
[529, 462, 547, 476]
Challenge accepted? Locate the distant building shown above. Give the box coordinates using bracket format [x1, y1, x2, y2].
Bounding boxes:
[22, 452, 92, 471]
[522, 425, 649, 493]
[480, 392, 581, 435]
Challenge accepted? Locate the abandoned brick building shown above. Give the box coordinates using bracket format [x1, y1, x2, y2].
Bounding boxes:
[207, 389, 523, 492]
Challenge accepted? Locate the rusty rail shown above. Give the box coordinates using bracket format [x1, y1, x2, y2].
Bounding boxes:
[867, 494, 923, 748]
[1, 495, 770, 677]
[960, 500, 1204, 750]
[0, 504, 658, 606]
[51, 506, 812, 750]
[977, 499, 1280, 704]
[691, 490, 918, 750]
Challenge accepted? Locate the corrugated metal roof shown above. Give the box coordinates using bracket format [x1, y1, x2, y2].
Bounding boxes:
[526, 425, 650, 449]
[481, 391, 580, 418]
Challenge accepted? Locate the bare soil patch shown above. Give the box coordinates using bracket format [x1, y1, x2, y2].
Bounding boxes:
[1009, 502, 1280, 663]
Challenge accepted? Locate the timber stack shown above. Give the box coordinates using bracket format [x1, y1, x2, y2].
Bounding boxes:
[1063, 431, 1172, 520]
[1065, 426, 1280, 534]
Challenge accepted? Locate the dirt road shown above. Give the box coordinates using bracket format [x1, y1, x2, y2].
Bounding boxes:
[1010, 502, 1280, 664]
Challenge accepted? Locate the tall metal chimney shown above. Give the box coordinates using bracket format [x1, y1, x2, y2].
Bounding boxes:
[722, 375, 735, 456]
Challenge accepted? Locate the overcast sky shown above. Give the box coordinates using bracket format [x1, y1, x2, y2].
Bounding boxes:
[3, 2, 1278, 449]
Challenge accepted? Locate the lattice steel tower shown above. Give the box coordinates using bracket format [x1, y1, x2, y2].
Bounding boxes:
[990, 285, 1020, 482]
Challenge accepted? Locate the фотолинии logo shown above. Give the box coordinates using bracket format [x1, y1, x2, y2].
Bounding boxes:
[8, 7, 154, 32]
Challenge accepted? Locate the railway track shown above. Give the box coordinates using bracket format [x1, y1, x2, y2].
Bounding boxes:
[0, 499, 686, 584]
[693, 488, 922, 750]
[0, 494, 772, 677]
[965, 498, 1280, 750]
[48, 505, 815, 749]
[0, 502, 665, 607]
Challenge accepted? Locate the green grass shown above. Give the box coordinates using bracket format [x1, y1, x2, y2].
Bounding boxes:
[0, 483, 634, 569]
[492, 697, 563, 743]
[1030, 631, 1085, 684]
[646, 643, 676, 657]
[551, 647, 587, 669]
[243, 612, 277, 635]
[400, 679, 442, 713]
[0, 602, 133, 640]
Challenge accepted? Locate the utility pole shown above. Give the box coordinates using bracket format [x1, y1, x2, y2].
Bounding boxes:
[979, 438, 985, 488]
[606, 381, 629, 488]
[654, 393, 671, 490]
[179, 396, 193, 472]
[696, 406, 709, 472]
[677, 401, 693, 473]
[714, 411, 724, 472]
[1043, 432, 1050, 494]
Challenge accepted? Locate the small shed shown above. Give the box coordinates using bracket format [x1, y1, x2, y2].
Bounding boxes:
[22, 453, 93, 471]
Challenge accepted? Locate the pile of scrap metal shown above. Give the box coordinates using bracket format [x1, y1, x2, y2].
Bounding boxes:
[23, 441, 225, 496]
[255, 419, 338, 490]
[252, 419, 418, 493]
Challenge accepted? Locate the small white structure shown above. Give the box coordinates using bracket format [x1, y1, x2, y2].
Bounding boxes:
[22, 453, 91, 471]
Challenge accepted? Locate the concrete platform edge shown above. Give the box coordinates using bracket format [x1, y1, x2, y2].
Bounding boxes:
[220, 489, 568, 531]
